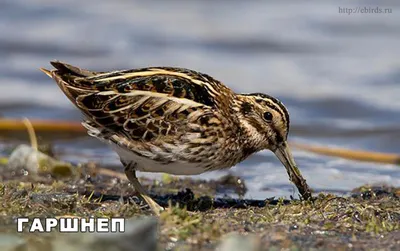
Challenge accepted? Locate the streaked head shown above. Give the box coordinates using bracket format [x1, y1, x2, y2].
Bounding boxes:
[235, 93, 301, 183]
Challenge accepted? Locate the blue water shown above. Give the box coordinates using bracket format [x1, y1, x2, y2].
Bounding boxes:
[1, 0, 399, 199]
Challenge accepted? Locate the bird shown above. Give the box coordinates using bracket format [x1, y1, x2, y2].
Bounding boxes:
[40, 61, 311, 215]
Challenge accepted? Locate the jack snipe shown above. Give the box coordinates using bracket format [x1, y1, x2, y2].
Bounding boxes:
[41, 61, 311, 215]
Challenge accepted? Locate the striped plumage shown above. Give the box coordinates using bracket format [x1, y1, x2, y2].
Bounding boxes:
[41, 61, 310, 215]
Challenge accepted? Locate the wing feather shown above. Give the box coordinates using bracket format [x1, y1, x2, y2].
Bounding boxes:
[44, 61, 231, 141]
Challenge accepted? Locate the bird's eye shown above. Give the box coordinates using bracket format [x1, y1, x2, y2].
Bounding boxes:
[263, 112, 273, 122]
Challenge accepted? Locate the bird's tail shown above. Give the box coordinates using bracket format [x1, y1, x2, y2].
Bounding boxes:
[40, 61, 101, 105]
[40, 60, 96, 78]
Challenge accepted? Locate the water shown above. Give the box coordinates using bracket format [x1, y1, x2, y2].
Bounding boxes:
[1, 0, 399, 199]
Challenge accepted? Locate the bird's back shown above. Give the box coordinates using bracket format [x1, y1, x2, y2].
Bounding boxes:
[41, 61, 241, 173]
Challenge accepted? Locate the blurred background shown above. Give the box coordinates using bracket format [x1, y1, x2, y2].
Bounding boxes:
[0, 0, 399, 199]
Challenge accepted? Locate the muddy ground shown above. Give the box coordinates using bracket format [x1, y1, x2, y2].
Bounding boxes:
[0, 158, 399, 250]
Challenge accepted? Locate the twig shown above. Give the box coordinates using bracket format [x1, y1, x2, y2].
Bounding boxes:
[22, 118, 38, 150]
[290, 142, 400, 165]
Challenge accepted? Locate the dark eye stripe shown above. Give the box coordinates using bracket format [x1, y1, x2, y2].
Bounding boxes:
[255, 97, 290, 134]
[260, 100, 286, 122]
[240, 93, 290, 136]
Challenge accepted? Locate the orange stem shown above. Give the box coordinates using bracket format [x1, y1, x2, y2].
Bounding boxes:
[0, 119, 85, 133]
[290, 142, 400, 165]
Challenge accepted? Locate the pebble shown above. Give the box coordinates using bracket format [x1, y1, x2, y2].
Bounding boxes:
[217, 232, 261, 251]
[7, 144, 74, 177]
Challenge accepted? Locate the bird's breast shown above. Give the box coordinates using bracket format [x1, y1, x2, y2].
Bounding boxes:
[114, 143, 213, 175]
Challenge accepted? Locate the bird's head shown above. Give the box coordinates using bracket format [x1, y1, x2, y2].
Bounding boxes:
[234, 93, 302, 182]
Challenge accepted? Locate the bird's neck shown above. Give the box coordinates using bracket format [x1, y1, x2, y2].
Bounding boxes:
[228, 94, 265, 161]
[239, 117, 265, 156]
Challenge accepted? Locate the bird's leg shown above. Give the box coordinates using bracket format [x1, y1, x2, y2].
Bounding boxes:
[124, 162, 164, 216]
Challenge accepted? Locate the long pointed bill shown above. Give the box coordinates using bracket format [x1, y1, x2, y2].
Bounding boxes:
[274, 142, 312, 200]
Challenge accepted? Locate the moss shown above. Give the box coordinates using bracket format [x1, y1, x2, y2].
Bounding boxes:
[0, 161, 399, 250]
[0, 157, 8, 165]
